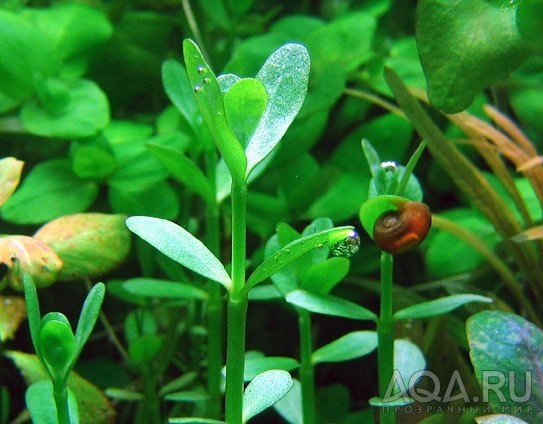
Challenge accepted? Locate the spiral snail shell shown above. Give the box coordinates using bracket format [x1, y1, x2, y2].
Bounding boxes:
[359, 195, 432, 254]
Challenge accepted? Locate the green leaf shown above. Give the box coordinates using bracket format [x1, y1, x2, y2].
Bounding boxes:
[245, 43, 310, 176]
[416, 0, 531, 112]
[286, 290, 378, 322]
[146, 143, 213, 203]
[224, 78, 268, 146]
[183, 39, 246, 185]
[73, 282, 105, 360]
[169, 419, 226, 424]
[394, 339, 426, 392]
[426, 209, 500, 278]
[20, 78, 110, 138]
[306, 11, 376, 72]
[0, 10, 61, 105]
[305, 172, 370, 222]
[161, 59, 197, 125]
[72, 145, 116, 180]
[39, 315, 76, 378]
[159, 372, 199, 396]
[122, 278, 207, 300]
[394, 294, 492, 321]
[109, 180, 180, 220]
[467, 311, 543, 421]
[244, 357, 299, 382]
[517, 0, 543, 53]
[126, 216, 231, 290]
[244, 226, 355, 294]
[300, 257, 350, 295]
[242, 370, 293, 423]
[128, 334, 163, 364]
[1, 160, 98, 225]
[273, 379, 302, 424]
[23, 276, 42, 358]
[164, 391, 209, 402]
[26, 380, 79, 424]
[312, 331, 378, 364]
[23, 3, 112, 77]
[104, 388, 143, 401]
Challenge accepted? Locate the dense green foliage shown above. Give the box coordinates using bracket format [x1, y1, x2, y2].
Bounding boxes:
[1, 0, 543, 423]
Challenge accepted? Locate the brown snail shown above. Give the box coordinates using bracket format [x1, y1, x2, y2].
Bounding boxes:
[360, 195, 432, 255]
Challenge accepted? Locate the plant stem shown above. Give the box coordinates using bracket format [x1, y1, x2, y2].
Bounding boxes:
[225, 180, 248, 424]
[136, 367, 161, 424]
[205, 150, 224, 419]
[225, 298, 248, 424]
[52, 381, 70, 424]
[298, 308, 316, 424]
[378, 252, 396, 424]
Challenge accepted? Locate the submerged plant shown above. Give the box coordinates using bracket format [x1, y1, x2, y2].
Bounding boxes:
[125, 40, 363, 423]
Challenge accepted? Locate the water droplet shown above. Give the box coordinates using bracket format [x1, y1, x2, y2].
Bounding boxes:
[194, 85, 203, 93]
[330, 230, 360, 258]
[381, 161, 397, 173]
[197, 66, 206, 74]
[203, 77, 211, 84]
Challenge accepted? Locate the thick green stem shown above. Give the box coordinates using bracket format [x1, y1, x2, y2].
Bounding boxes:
[136, 367, 161, 424]
[378, 252, 396, 424]
[298, 309, 316, 424]
[205, 150, 224, 419]
[225, 298, 248, 424]
[225, 180, 248, 424]
[52, 381, 70, 424]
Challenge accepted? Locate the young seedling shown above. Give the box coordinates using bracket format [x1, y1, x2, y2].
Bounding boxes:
[23, 274, 105, 424]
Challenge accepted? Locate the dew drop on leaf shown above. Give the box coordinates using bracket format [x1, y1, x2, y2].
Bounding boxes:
[194, 85, 203, 93]
[197, 65, 206, 73]
[330, 230, 360, 258]
[203, 77, 211, 84]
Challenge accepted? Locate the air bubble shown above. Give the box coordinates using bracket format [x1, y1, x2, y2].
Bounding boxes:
[197, 65, 206, 73]
[330, 230, 360, 258]
[194, 85, 203, 93]
[381, 161, 397, 173]
[203, 77, 211, 84]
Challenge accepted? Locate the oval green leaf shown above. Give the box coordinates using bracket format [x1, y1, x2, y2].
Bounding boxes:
[224, 78, 268, 146]
[244, 226, 355, 294]
[312, 331, 378, 364]
[183, 39, 246, 185]
[126, 216, 231, 290]
[393, 294, 492, 321]
[1, 159, 98, 225]
[244, 357, 299, 382]
[285, 289, 378, 322]
[20, 79, 110, 138]
[416, 0, 531, 112]
[242, 370, 293, 423]
[245, 43, 310, 176]
[467, 311, 543, 422]
[123, 278, 207, 300]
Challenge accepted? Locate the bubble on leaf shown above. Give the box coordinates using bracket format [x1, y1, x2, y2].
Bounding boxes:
[330, 230, 360, 258]
[203, 77, 211, 84]
[197, 66, 206, 73]
[381, 161, 397, 172]
[194, 85, 203, 93]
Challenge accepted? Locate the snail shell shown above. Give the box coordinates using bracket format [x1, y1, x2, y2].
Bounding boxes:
[373, 202, 431, 254]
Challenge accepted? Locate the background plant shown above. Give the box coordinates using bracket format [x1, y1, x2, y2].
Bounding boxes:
[1, 0, 542, 423]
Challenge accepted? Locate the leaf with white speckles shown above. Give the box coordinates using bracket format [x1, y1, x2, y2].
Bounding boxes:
[467, 311, 543, 422]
